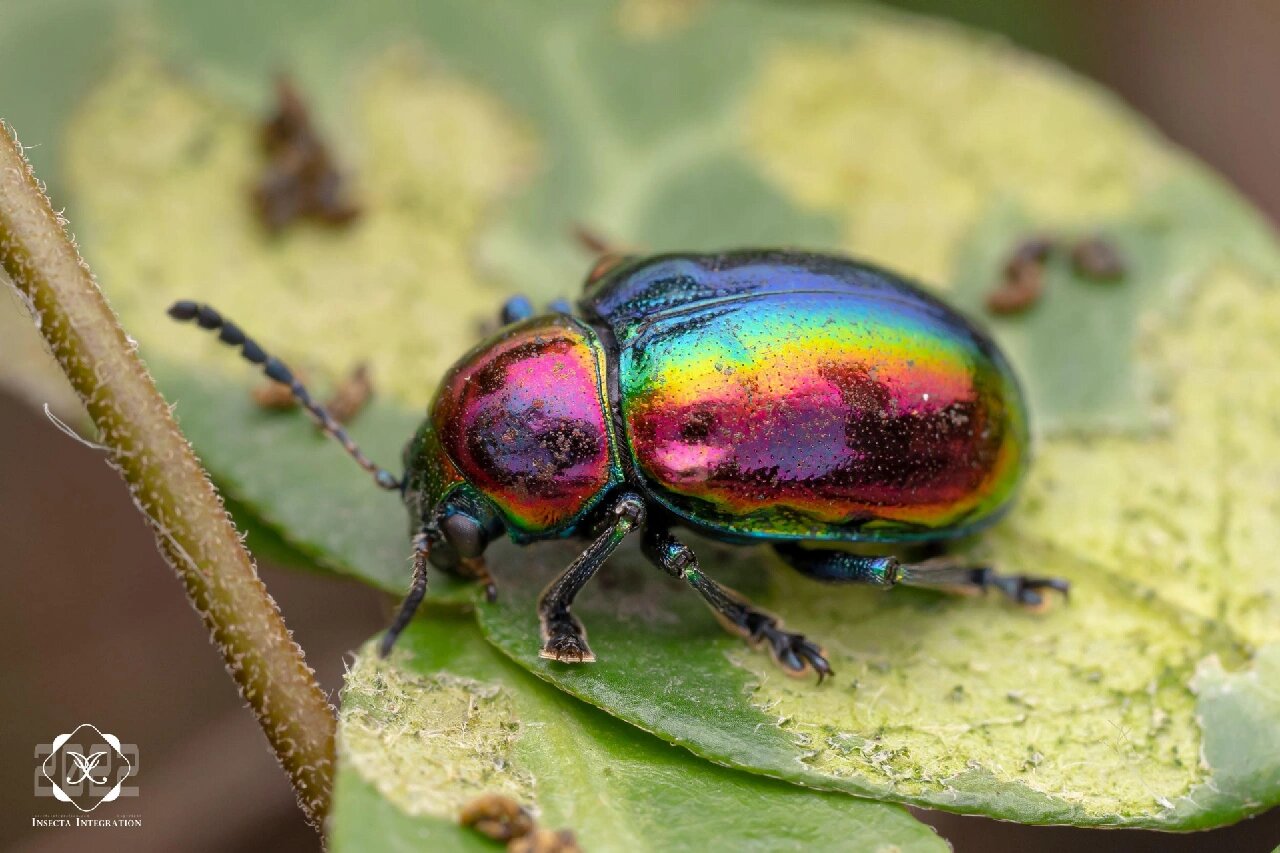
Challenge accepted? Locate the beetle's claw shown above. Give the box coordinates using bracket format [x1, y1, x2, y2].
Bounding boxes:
[1017, 576, 1070, 606]
[992, 573, 1071, 609]
[798, 641, 834, 684]
[539, 632, 596, 664]
[753, 622, 833, 682]
[1046, 578, 1072, 600]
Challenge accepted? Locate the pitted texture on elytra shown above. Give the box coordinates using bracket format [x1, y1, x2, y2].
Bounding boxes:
[592, 252, 1026, 540]
[431, 315, 618, 534]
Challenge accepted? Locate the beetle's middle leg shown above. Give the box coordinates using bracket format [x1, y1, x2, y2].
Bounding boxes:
[772, 544, 1069, 608]
[537, 491, 646, 663]
[641, 528, 832, 680]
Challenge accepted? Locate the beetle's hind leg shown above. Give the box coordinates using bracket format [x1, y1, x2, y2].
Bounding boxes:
[642, 528, 832, 681]
[897, 559, 1070, 607]
[773, 544, 1069, 608]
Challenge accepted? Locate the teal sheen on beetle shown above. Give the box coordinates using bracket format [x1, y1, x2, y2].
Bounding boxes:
[168, 249, 1067, 681]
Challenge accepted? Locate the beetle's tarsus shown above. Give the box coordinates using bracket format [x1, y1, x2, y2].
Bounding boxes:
[776, 546, 1070, 612]
[749, 614, 833, 682]
[937, 565, 1071, 607]
[898, 561, 1071, 609]
[539, 622, 596, 664]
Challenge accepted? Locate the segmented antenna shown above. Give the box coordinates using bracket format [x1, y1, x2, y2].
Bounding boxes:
[167, 300, 402, 492]
[378, 531, 432, 657]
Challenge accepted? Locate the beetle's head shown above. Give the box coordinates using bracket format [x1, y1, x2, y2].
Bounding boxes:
[401, 314, 621, 568]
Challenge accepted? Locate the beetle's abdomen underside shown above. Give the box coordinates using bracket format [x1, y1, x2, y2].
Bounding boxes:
[617, 286, 1027, 541]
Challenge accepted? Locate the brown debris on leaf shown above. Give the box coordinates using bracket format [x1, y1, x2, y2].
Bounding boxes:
[323, 362, 373, 424]
[251, 365, 306, 410]
[252, 75, 360, 232]
[986, 235, 1056, 315]
[251, 362, 373, 424]
[1071, 235, 1127, 281]
[460, 793, 581, 852]
[459, 793, 535, 843]
[986, 233, 1128, 316]
[510, 828, 583, 853]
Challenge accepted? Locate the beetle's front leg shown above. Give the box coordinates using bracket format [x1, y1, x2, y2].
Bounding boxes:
[642, 528, 832, 680]
[537, 492, 646, 663]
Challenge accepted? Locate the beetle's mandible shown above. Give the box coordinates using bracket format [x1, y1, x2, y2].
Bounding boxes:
[169, 250, 1068, 680]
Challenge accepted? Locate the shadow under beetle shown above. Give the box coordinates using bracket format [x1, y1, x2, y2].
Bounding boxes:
[170, 250, 1068, 681]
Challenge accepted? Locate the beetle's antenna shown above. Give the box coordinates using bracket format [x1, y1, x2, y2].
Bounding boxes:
[378, 531, 431, 657]
[167, 300, 402, 491]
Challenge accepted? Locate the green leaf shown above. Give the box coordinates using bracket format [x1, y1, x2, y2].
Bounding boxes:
[6, 0, 1280, 832]
[330, 612, 947, 852]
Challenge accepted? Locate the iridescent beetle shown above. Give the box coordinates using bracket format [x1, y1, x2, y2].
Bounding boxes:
[170, 250, 1068, 679]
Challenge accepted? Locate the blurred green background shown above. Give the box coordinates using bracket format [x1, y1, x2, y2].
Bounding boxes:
[2, 1, 1278, 850]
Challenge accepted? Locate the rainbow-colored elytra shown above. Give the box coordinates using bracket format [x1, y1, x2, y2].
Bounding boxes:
[588, 252, 1029, 541]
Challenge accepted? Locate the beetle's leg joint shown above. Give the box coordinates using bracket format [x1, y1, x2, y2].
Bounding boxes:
[613, 493, 647, 526]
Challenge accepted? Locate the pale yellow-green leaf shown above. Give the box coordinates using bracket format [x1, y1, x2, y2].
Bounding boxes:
[332, 613, 947, 853]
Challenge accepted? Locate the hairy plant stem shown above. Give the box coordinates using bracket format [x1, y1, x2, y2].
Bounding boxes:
[0, 124, 335, 830]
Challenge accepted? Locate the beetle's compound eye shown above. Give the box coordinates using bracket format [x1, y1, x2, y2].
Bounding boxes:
[442, 512, 487, 559]
[428, 539, 458, 571]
